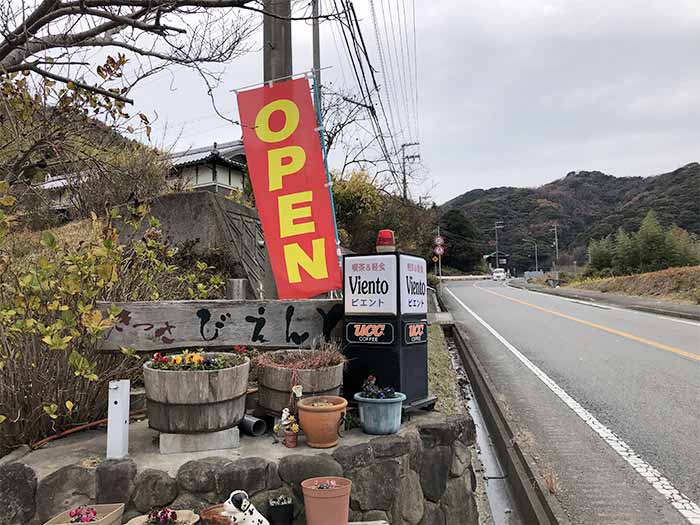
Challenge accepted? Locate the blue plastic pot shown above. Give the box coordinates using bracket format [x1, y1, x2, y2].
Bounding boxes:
[354, 392, 406, 435]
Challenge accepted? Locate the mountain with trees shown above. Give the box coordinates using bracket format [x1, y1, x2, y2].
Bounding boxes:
[440, 162, 700, 273]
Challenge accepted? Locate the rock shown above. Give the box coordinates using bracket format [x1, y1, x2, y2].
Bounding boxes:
[216, 457, 279, 500]
[169, 491, 210, 513]
[36, 464, 96, 522]
[250, 486, 295, 519]
[441, 475, 477, 525]
[332, 443, 373, 470]
[345, 459, 401, 511]
[0, 463, 37, 525]
[96, 459, 136, 504]
[123, 508, 142, 522]
[363, 509, 389, 521]
[348, 509, 363, 522]
[177, 457, 230, 494]
[450, 440, 470, 478]
[418, 421, 456, 448]
[420, 445, 451, 502]
[400, 469, 425, 524]
[131, 469, 178, 513]
[448, 414, 476, 447]
[420, 500, 445, 525]
[278, 454, 342, 497]
[407, 431, 424, 472]
[369, 435, 410, 458]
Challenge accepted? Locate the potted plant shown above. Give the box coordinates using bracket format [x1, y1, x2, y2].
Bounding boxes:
[301, 477, 352, 525]
[144, 350, 249, 434]
[268, 495, 294, 525]
[44, 504, 124, 525]
[125, 508, 199, 525]
[255, 341, 345, 416]
[353, 375, 406, 435]
[297, 395, 348, 448]
[274, 407, 300, 448]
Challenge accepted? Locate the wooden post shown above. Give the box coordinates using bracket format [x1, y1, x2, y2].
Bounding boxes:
[226, 278, 249, 300]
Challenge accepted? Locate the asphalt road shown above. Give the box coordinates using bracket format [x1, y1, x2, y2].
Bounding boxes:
[443, 280, 700, 525]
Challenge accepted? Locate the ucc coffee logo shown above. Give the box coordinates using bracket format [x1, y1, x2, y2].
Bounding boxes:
[404, 322, 428, 344]
[346, 322, 395, 344]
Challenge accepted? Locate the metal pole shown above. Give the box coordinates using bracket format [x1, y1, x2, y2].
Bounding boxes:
[437, 225, 442, 279]
[402, 144, 407, 200]
[535, 243, 539, 272]
[495, 222, 499, 269]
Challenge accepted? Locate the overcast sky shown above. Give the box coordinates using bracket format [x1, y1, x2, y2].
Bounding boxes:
[131, 0, 700, 204]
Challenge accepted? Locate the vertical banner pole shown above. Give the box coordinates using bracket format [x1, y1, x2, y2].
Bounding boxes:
[311, 76, 342, 271]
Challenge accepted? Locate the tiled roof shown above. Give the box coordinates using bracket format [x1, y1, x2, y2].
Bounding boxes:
[168, 140, 246, 168]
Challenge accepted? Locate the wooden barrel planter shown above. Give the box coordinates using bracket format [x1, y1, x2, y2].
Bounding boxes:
[258, 350, 345, 416]
[144, 353, 249, 434]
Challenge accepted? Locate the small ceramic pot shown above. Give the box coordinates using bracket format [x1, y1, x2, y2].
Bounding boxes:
[284, 430, 298, 448]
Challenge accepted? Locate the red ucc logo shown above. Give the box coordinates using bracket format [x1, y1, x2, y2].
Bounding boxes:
[346, 323, 394, 344]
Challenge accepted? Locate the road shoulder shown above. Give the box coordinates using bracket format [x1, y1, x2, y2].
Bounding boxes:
[508, 279, 700, 321]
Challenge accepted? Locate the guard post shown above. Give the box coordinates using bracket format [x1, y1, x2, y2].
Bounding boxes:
[342, 231, 434, 409]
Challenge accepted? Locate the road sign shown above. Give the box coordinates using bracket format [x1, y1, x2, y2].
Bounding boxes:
[434, 235, 445, 246]
[433, 245, 445, 256]
[432, 256, 438, 263]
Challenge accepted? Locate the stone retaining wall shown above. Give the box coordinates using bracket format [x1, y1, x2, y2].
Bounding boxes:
[0, 415, 477, 525]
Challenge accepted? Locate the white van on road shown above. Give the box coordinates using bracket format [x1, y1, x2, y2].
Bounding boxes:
[492, 268, 506, 281]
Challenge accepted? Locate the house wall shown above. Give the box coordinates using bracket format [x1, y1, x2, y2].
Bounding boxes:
[173, 163, 243, 192]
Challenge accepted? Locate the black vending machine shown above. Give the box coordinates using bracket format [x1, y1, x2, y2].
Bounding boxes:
[342, 251, 432, 407]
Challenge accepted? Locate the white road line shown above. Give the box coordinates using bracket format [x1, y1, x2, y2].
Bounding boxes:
[445, 287, 700, 525]
[504, 282, 700, 327]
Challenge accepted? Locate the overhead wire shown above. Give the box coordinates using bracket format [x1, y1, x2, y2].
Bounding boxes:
[332, 0, 402, 190]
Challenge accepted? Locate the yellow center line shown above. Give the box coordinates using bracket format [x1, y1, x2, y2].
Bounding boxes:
[475, 284, 700, 362]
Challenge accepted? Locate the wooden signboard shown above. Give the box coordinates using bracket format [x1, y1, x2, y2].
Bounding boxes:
[97, 299, 343, 351]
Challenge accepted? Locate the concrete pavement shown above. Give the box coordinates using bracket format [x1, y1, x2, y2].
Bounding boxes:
[443, 280, 700, 525]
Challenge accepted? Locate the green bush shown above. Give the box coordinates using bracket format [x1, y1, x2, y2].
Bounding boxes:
[587, 210, 700, 276]
[0, 187, 223, 455]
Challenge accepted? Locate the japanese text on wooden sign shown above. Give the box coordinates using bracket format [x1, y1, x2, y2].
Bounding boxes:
[237, 78, 341, 299]
[97, 300, 344, 351]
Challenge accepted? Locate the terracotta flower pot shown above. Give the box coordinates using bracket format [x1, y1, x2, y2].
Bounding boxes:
[301, 477, 352, 525]
[297, 395, 347, 448]
[284, 430, 298, 448]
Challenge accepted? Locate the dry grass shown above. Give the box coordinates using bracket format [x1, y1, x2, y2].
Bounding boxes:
[254, 341, 346, 370]
[428, 324, 460, 415]
[511, 430, 535, 449]
[540, 466, 561, 496]
[569, 266, 700, 304]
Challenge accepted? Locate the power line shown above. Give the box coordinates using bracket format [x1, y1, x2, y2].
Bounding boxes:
[331, 0, 402, 190]
[379, 0, 411, 142]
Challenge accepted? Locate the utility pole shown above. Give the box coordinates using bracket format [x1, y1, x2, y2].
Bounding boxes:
[551, 224, 559, 267]
[494, 220, 504, 269]
[523, 238, 538, 272]
[312, 0, 321, 93]
[401, 142, 420, 199]
[263, 0, 292, 83]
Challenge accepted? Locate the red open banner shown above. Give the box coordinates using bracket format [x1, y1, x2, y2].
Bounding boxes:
[237, 78, 341, 299]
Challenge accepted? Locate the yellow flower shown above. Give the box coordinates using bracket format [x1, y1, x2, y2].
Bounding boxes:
[173, 356, 182, 365]
[192, 354, 204, 364]
[291, 423, 300, 433]
[288, 415, 295, 423]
